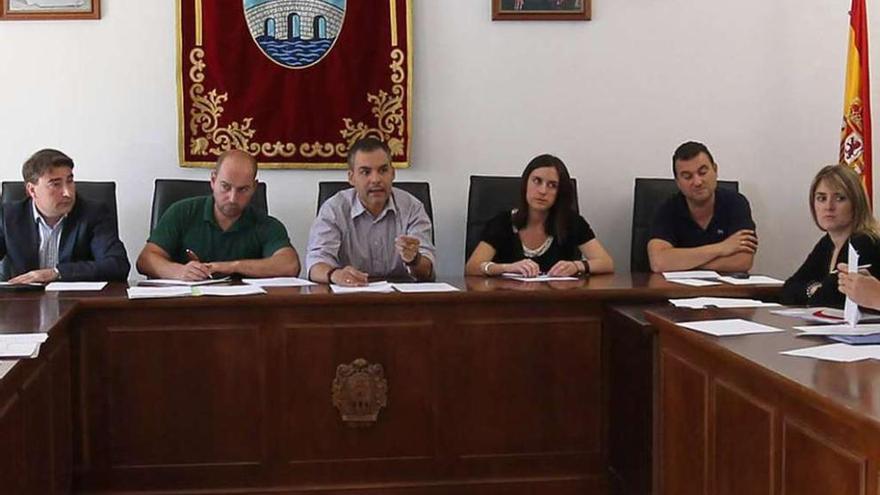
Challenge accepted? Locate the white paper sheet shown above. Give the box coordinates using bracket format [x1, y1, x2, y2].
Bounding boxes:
[669, 297, 780, 309]
[845, 244, 861, 327]
[780, 343, 880, 362]
[241, 277, 316, 287]
[500, 274, 579, 282]
[678, 318, 786, 337]
[137, 277, 230, 287]
[390, 283, 460, 293]
[667, 278, 722, 287]
[45, 282, 108, 291]
[663, 270, 720, 280]
[793, 323, 880, 336]
[330, 282, 395, 294]
[716, 275, 785, 286]
[0, 333, 48, 359]
[126, 287, 192, 299]
[195, 286, 266, 297]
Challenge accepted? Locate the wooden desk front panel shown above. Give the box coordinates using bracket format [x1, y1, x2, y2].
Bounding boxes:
[74, 298, 603, 493]
[654, 311, 880, 495]
[0, 329, 71, 494]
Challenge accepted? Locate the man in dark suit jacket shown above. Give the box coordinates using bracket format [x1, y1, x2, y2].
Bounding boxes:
[0, 149, 130, 283]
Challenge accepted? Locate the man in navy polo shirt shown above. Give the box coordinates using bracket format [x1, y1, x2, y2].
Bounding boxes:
[647, 141, 757, 273]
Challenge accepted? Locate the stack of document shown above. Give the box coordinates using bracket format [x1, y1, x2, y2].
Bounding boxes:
[663, 270, 721, 280]
[127, 285, 266, 300]
[0, 333, 48, 359]
[715, 275, 785, 286]
[330, 282, 460, 294]
[669, 297, 780, 309]
[137, 277, 230, 287]
[793, 323, 880, 337]
[666, 278, 721, 287]
[773, 307, 844, 324]
[241, 277, 316, 287]
[791, 323, 880, 346]
[45, 282, 108, 291]
[127, 287, 191, 299]
[663, 271, 784, 286]
[500, 274, 579, 282]
[389, 282, 459, 293]
[330, 282, 395, 294]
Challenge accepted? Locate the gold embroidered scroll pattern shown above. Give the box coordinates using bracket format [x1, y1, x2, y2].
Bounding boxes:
[188, 48, 296, 158]
[187, 47, 407, 162]
[333, 48, 406, 158]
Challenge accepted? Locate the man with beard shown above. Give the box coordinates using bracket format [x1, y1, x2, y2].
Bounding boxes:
[647, 141, 757, 273]
[306, 137, 435, 286]
[136, 149, 299, 280]
[0, 148, 130, 282]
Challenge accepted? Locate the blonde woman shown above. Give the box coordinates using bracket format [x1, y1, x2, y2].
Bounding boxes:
[782, 165, 880, 306]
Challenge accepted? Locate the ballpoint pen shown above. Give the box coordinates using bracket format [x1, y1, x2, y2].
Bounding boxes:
[830, 263, 871, 274]
[185, 249, 200, 262]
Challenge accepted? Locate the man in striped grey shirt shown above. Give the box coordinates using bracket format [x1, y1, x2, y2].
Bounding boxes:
[306, 138, 435, 286]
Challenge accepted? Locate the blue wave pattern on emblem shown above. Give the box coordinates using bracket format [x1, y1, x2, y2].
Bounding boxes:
[256, 37, 334, 66]
[244, 0, 346, 68]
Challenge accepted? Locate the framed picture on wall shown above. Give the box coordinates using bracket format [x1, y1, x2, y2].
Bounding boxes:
[492, 0, 590, 21]
[0, 0, 100, 20]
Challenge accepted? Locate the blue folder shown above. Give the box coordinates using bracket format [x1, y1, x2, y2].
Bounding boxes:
[830, 334, 880, 345]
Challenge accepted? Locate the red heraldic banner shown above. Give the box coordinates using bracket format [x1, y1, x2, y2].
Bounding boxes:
[177, 0, 412, 169]
[840, 0, 872, 199]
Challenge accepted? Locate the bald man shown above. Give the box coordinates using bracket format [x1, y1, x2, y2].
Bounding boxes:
[136, 150, 300, 280]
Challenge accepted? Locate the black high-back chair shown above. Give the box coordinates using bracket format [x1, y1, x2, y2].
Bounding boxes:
[1, 180, 119, 235]
[464, 175, 579, 261]
[630, 178, 740, 273]
[150, 179, 268, 232]
[316, 181, 435, 241]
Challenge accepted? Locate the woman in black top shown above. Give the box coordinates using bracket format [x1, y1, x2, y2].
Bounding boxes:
[465, 154, 614, 277]
[782, 165, 880, 307]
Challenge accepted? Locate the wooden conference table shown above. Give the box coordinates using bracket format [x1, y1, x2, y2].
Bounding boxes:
[648, 306, 880, 495]
[0, 274, 780, 494]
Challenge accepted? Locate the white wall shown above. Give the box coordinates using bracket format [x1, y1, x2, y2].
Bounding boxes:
[0, 0, 878, 278]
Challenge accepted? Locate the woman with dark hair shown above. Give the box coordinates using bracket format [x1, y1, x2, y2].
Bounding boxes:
[465, 154, 613, 277]
[782, 165, 880, 306]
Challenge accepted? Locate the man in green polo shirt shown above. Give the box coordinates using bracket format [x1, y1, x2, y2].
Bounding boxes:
[135, 150, 300, 281]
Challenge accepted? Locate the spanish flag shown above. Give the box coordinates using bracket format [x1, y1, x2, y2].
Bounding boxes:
[840, 0, 873, 200]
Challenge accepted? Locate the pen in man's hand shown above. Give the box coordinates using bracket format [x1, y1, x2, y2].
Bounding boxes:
[185, 249, 201, 263]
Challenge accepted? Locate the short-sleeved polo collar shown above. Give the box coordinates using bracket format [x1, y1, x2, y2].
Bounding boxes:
[674, 191, 722, 227]
[201, 195, 258, 233]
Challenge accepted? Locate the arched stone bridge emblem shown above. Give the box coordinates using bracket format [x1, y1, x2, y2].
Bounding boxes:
[244, 0, 346, 69]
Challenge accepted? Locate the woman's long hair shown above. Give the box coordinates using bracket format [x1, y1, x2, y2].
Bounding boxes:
[511, 154, 576, 244]
[809, 164, 880, 239]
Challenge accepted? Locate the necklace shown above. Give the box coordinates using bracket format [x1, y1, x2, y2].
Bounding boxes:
[522, 236, 554, 258]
